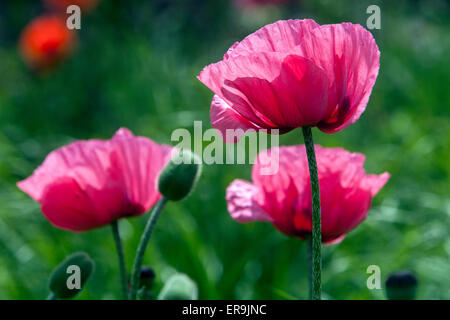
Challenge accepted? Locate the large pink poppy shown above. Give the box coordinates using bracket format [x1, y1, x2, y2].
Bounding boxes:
[198, 19, 380, 141]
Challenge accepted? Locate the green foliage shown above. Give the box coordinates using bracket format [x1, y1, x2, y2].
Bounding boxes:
[0, 0, 448, 300]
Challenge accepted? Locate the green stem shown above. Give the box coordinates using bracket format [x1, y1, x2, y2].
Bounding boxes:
[46, 292, 56, 300]
[129, 197, 168, 300]
[111, 220, 128, 300]
[302, 126, 322, 300]
[307, 236, 313, 300]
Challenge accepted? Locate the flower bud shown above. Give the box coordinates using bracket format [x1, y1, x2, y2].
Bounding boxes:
[157, 274, 198, 300]
[137, 266, 156, 300]
[158, 149, 202, 201]
[140, 266, 155, 289]
[49, 252, 95, 299]
[385, 270, 418, 300]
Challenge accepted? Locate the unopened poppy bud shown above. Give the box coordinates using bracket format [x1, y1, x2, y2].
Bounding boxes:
[157, 274, 198, 300]
[49, 252, 94, 299]
[385, 270, 418, 300]
[158, 150, 202, 201]
[137, 266, 156, 300]
[140, 266, 155, 289]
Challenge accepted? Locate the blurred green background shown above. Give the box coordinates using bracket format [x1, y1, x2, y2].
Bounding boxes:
[0, 0, 449, 300]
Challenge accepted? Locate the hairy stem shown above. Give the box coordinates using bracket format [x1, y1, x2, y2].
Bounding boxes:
[111, 220, 128, 300]
[46, 292, 56, 300]
[302, 126, 322, 300]
[307, 236, 313, 300]
[129, 197, 168, 300]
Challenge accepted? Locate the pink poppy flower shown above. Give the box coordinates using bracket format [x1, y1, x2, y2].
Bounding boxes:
[226, 145, 389, 244]
[198, 19, 380, 141]
[17, 128, 172, 232]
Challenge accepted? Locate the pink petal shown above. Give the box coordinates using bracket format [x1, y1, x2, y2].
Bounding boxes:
[226, 179, 272, 223]
[110, 128, 172, 211]
[200, 52, 329, 130]
[210, 95, 260, 143]
[40, 177, 101, 232]
[223, 41, 240, 60]
[310, 23, 380, 133]
[17, 138, 112, 202]
[314, 146, 389, 237]
[252, 146, 309, 196]
[40, 176, 138, 232]
[362, 172, 390, 196]
[224, 19, 320, 59]
[251, 146, 310, 236]
[324, 234, 346, 245]
[199, 52, 287, 128]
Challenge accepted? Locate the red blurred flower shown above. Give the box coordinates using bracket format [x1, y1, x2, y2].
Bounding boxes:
[17, 129, 172, 232]
[198, 19, 380, 140]
[19, 15, 76, 70]
[44, 0, 100, 13]
[226, 145, 389, 244]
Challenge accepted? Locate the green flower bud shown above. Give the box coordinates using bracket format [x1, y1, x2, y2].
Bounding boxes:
[49, 252, 95, 299]
[140, 266, 155, 289]
[385, 270, 418, 300]
[157, 273, 198, 300]
[138, 266, 156, 300]
[158, 149, 202, 201]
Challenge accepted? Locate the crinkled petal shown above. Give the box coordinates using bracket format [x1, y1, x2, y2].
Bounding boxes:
[362, 172, 390, 196]
[200, 52, 329, 130]
[210, 95, 260, 143]
[224, 19, 320, 59]
[311, 23, 380, 133]
[226, 179, 272, 223]
[110, 128, 172, 211]
[17, 138, 111, 201]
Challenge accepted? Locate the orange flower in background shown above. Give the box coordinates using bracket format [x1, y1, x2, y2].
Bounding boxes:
[44, 0, 100, 13]
[19, 15, 76, 70]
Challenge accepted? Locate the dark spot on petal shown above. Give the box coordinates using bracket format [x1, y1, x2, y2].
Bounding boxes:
[337, 96, 351, 122]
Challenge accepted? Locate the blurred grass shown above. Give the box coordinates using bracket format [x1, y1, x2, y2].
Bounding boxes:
[0, 0, 449, 299]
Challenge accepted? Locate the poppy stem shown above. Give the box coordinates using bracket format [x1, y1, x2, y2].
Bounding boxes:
[111, 220, 128, 300]
[307, 236, 313, 300]
[302, 126, 322, 300]
[46, 292, 56, 300]
[129, 196, 169, 300]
